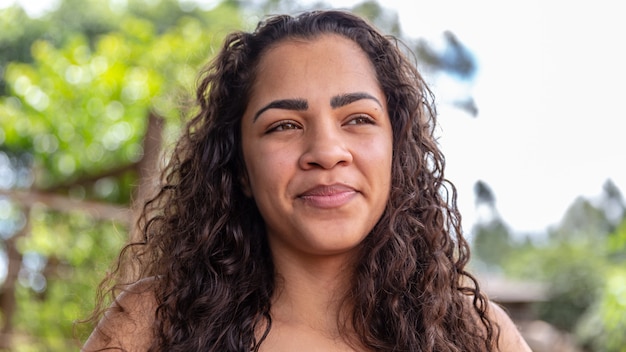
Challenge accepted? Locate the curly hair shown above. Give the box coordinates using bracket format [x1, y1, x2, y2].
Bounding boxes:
[87, 9, 498, 352]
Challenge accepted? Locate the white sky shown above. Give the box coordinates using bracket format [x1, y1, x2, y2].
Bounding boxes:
[4, 0, 626, 234]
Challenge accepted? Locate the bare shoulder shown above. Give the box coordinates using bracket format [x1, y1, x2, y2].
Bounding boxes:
[488, 301, 533, 352]
[82, 277, 158, 352]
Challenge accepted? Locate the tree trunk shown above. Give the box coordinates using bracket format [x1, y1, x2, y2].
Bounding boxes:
[0, 206, 30, 350]
[130, 111, 164, 241]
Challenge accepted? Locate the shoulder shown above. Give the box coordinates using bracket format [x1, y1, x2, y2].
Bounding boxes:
[487, 301, 533, 352]
[82, 277, 158, 352]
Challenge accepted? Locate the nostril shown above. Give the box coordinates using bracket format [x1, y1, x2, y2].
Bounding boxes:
[299, 146, 353, 170]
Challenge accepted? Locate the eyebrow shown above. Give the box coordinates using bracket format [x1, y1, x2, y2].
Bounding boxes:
[330, 92, 383, 109]
[253, 99, 308, 122]
[252, 92, 383, 122]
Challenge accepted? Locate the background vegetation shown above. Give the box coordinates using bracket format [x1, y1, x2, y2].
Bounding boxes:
[0, 0, 624, 351]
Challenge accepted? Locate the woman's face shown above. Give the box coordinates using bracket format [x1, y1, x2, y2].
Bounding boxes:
[241, 34, 393, 261]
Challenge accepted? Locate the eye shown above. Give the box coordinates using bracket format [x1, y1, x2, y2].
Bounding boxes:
[266, 120, 301, 133]
[345, 114, 375, 126]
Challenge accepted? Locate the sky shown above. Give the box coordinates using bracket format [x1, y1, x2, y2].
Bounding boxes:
[3, 0, 625, 235]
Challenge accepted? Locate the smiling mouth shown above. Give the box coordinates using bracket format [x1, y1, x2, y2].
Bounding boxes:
[298, 184, 357, 209]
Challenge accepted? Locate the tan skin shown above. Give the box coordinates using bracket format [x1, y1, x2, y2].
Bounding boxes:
[83, 35, 532, 352]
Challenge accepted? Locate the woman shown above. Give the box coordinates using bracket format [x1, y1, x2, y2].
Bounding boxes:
[83, 10, 531, 351]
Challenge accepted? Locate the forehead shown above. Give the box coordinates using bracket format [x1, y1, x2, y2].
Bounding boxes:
[249, 34, 382, 102]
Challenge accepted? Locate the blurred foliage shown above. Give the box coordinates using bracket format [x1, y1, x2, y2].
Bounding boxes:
[471, 180, 515, 272]
[472, 179, 626, 351]
[0, 0, 244, 350]
[575, 219, 626, 352]
[1, 0, 242, 193]
[11, 209, 126, 350]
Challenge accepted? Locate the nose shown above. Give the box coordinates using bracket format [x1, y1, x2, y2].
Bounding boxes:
[298, 123, 353, 170]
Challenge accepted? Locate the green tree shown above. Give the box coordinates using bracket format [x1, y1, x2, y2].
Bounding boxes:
[499, 179, 626, 351]
[0, 0, 243, 350]
[575, 217, 626, 351]
[470, 180, 515, 271]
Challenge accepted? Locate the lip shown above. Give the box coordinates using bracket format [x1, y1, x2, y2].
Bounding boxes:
[298, 184, 358, 209]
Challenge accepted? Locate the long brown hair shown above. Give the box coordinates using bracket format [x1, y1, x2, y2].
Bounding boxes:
[87, 10, 497, 351]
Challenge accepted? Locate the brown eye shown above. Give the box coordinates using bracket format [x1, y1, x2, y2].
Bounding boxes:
[267, 120, 301, 133]
[345, 115, 375, 125]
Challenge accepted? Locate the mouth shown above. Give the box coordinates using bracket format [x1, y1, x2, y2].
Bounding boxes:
[298, 184, 358, 209]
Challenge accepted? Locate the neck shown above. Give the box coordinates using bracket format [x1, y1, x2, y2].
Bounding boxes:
[270, 250, 356, 335]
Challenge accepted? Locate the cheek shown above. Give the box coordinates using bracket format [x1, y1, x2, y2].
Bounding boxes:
[364, 133, 393, 168]
[244, 146, 293, 197]
[372, 134, 394, 192]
